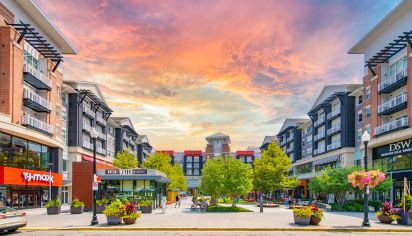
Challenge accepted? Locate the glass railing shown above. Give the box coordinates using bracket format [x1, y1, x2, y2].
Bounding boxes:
[378, 69, 407, 92]
[327, 124, 341, 135]
[327, 108, 341, 119]
[314, 131, 325, 141]
[374, 117, 408, 136]
[82, 141, 92, 149]
[82, 122, 91, 132]
[96, 146, 106, 154]
[314, 147, 325, 155]
[286, 136, 293, 142]
[378, 93, 407, 114]
[96, 115, 106, 125]
[23, 63, 52, 88]
[314, 116, 325, 126]
[22, 114, 53, 134]
[83, 104, 95, 117]
[23, 88, 51, 111]
[327, 140, 341, 151]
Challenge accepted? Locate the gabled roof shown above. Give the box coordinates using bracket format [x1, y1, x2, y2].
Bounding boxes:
[277, 118, 309, 135]
[111, 117, 136, 134]
[261, 136, 278, 146]
[63, 81, 107, 104]
[310, 84, 361, 111]
[206, 132, 231, 144]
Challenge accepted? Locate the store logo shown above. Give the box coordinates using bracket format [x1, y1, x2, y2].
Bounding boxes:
[22, 172, 54, 183]
[389, 139, 412, 152]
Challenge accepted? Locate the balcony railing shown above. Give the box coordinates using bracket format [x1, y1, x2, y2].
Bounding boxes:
[327, 124, 341, 135]
[327, 140, 341, 151]
[314, 147, 325, 155]
[374, 117, 408, 136]
[314, 131, 325, 141]
[378, 69, 408, 93]
[96, 146, 106, 154]
[327, 108, 341, 119]
[286, 146, 294, 153]
[23, 64, 52, 90]
[23, 88, 51, 112]
[98, 132, 106, 140]
[82, 122, 91, 132]
[286, 135, 293, 142]
[22, 114, 53, 135]
[96, 115, 106, 126]
[83, 104, 95, 117]
[378, 93, 407, 115]
[82, 141, 92, 149]
[314, 116, 325, 127]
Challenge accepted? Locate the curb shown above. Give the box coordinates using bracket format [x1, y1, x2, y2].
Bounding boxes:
[20, 227, 412, 232]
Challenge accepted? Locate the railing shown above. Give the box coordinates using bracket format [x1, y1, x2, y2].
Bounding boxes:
[327, 108, 341, 119]
[314, 116, 325, 126]
[23, 88, 51, 111]
[314, 147, 325, 155]
[286, 146, 294, 153]
[327, 140, 341, 151]
[99, 132, 106, 140]
[22, 114, 53, 134]
[378, 69, 407, 92]
[82, 122, 91, 132]
[314, 131, 325, 141]
[378, 93, 407, 114]
[96, 115, 106, 125]
[327, 124, 341, 135]
[82, 104, 95, 117]
[286, 135, 293, 142]
[23, 63, 52, 88]
[374, 117, 408, 136]
[96, 146, 106, 154]
[82, 141, 92, 149]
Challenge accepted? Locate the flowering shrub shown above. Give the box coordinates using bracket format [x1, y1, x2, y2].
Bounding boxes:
[375, 202, 400, 221]
[310, 206, 324, 219]
[347, 170, 386, 190]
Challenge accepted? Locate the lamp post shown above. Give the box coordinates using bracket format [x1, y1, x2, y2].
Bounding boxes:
[90, 126, 99, 225]
[48, 163, 54, 202]
[361, 130, 371, 227]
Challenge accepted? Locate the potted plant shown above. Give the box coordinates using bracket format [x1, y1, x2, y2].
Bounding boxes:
[45, 199, 61, 215]
[103, 200, 124, 225]
[139, 199, 153, 214]
[122, 202, 141, 224]
[70, 198, 85, 214]
[96, 198, 109, 213]
[292, 207, 312, 225]
[309, 206, 324, 225]
[376, 202, 400, 224]
[398, 194, 412, 225]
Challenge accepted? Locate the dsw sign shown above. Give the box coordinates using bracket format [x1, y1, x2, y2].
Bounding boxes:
[389, 139, 412, 152]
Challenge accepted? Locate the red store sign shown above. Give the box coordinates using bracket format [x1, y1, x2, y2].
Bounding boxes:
[0, 166, 63, 186]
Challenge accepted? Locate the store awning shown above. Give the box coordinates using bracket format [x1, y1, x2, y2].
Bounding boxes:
[313, 155, 341, 166]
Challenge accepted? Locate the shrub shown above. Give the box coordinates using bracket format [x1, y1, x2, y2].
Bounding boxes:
[400, 194, 412, 211]
[103, 200, 124, 217]
[71, 198, 84, 208]
[123, 202, 141, 220]
[45, 199, 61, 208]
[139, 199, 153, 207]
[292, 207, 313, 218]
[96, 198, 109, 206]
[375, 202, 400, 221]
[310, 206, 324, 219]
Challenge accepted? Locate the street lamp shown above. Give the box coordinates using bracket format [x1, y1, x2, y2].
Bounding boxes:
[90, 126, 99, 225]
[48, 163, 54, 202]
[361, 130, 371, 227]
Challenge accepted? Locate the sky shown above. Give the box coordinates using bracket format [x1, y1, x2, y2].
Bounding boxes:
[36, 0, 399, 151]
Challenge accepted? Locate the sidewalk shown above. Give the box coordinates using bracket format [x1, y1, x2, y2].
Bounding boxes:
[22, 198, 412, 232]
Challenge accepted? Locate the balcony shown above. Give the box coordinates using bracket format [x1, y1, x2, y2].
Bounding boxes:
[98, 132, 106, 140]
[96, 146, 106, 155]
[327, 140, 341, 151]
[82, 122, 91, 132]
[286, 146, 294, 153]
[286, 135, 293, 142]
[327, 108, 341, 120]
[22, 114, 53, 136]
[314, 116, 325, 127]
[378, 93, 407, 115]
[280, 139, 286, 145]
[327, 124, 341, 135]
[314, 147, 325, 155]
[374, 117, 408, 136]
[82, 104, 95, 118]
[378, 69, 408, 94]
[23, 64, 51, 90]
[82, 141, 92, 150]
[23, 88, 51, 113]
[96, 115, 106, 126]
[314, 131, 325, 141]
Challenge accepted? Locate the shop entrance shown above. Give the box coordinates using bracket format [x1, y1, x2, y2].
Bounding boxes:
[393, 180, 410, 206]
[9, 187, 46, 209]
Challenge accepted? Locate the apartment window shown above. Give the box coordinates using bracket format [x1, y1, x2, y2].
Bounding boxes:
[365, 87, 371, 101]
[24, 50, 38, 69]
[357, 128, 362, 141]
[365, 106, 371, 119]
[56, 85, 61, 98]
[365, 125, 371, 135]
[55, 126, 59, 136]
[61, 186, 69, 205]
[62, 128, 66, 141]
[358, 111, 363, 122]
[56, 106, 60, 118]
[358, 95, 363, 105]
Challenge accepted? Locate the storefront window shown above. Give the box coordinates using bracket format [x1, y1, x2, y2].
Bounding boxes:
[27, 142, 41, 170]
[40, 146, 49, 171]
[392, 154, 411, 171]
[12, 137, 27, 169]
[0, 133, 12, 167]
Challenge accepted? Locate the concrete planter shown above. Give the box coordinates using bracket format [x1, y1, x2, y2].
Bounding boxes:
[377, 214, 394, 224]
[96, 205, 106, 214]
[293, 214, 311, 225]
[46, 206, 61, 215]
[398, 213, 412, 225]
[70, 206, 84, 214]
[106, 216, 122, 225]
[140, 206, 153, 214]
[123, 217, 137, 225]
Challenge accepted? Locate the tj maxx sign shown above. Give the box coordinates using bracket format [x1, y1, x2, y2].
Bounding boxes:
[0, 167, 62, 186]
[374, 138, 412, 158]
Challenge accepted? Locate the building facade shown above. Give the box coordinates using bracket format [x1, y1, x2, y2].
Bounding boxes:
[111, 117, 138, 157]
[0, 0, 77, 208]
[205, 132, 231, 159]
[277, 119, 308, 163]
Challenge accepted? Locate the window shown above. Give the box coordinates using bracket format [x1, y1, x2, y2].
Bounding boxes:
[55, 126, 60, 136]
[365, 125, 371, 135]
[365, 87, 371, 101]
[62, 159, 68, 172]
[392, 154, 411, 171]
[358, 111, 363, 122]
[56, 106, 60, 118]
[358, 95, 363, 105]
[56, 85, 61, 98]
[365, 106, 371, 119]
[24, 50, 38, 69]
[357, 128, 362, 141]
[62, 186, 69, 204]
[62, 128, 67, 141]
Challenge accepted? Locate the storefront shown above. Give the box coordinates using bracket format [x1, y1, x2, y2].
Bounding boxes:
[372, 138, 412, 205]
[0, 132, 63, 209]
[96, 168, 170, 209]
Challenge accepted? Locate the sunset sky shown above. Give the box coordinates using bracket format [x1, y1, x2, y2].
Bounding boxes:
[37, 0, 399, 151]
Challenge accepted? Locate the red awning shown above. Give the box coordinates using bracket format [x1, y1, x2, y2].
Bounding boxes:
[236, 151, 254, 156]
[156, 150, 174, 156]
[184, 150, 202, 156]
[82, 155, 113, 168]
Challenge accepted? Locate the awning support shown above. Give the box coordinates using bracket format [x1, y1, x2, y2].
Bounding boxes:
[367, 64, 376, 76]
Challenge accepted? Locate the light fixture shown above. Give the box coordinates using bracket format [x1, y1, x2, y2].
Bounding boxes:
[90, 127, 99, 139]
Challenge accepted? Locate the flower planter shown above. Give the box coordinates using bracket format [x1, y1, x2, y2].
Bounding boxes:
[123, 217, 137, 224]
[70, 206, 84, 214]
[140, 205, 153, 214]
[106, 216, 122, 225]
[398, 213, 412, 225]
[377, 214, 394, 224]
[96, 205, 106, 214]
[293, 214, 311, 225]
[46, 206, 61, 215]
[310, 216, 322, 225]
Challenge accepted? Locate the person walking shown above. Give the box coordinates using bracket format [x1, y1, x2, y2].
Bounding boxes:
[175, 194, 180, 208]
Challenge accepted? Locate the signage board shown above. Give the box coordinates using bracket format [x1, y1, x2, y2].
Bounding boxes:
[0, 167, 63, 186]
[92, 182, 99, 191]
[373, 138, 412, 158]
[105, 169, 148, 175]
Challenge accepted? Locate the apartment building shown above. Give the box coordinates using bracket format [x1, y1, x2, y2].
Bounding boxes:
[111, 117, 139, 157]
[136, 135, 153, 165]
[204, 132, 231, 159]
[235, 151, 255, 168]
[259, 136, 278, 151]
[0, 0, 77, 208]
[348, 0, 412, 204]
[277, 118, 308, 163]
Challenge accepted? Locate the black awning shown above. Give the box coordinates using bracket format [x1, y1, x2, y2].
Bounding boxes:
[366, 30, 412, 68]
[6, 20, 63, 72]
[79, 89, 113, 119]
[313, 155, 341, 166]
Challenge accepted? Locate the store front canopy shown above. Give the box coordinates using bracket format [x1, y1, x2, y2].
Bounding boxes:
[313, 155, 341, 166]
[96, 168, 171, 183]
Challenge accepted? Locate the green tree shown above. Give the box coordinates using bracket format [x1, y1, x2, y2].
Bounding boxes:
[168, 164, 187, 191]
[253, 142, 294, 193]
[113, 148, 138, 169]
[223, 157, 253, 207]
[200, 158, 225, 205]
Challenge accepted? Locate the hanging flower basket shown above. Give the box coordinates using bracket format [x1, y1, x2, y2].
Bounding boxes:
[348, 170, 386, 190]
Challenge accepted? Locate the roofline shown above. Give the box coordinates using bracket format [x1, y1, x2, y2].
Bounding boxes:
[16, 0, 78, 55]
[348, 0, 407, 54]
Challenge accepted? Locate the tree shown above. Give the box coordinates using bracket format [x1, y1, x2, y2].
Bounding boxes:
[223, 158, 253, 207]
[200, 158, 225, 205]
[253, 142, 294, 193]
[142, 152, 187, 191]
[113, 148, 138, 169]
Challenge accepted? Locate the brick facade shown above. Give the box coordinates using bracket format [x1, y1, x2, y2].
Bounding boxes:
[72, 162, 93, 209]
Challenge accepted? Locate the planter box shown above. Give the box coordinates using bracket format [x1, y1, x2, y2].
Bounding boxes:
[46, 206, 61, 215]
[397, 213, 412, 225]
[140, 205, 153, 214]
[106, 216, 122, 225]
[123, 217, 136, 225]
[377, 214, 394, 224]
[310, 216, 321, 225]
[70, 206, 84, 214]
[293, 214, 311, 225]
[96, 205, 106, 214]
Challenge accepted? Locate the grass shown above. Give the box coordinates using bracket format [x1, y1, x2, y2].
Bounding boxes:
[207, 205, 252, 212]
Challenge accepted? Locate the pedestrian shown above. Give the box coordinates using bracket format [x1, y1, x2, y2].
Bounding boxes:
[175, 194, 180, 208]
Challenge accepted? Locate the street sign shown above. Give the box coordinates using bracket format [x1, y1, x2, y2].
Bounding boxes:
[92, 182, 99, 191]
